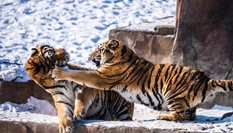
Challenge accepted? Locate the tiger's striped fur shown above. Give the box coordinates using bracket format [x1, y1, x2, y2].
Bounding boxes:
[26, 44, 134, 133]
[52, 40, 233, 121]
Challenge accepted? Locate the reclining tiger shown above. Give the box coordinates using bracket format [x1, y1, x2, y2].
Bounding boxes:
[26, 44, 134, 133]
[52, 39, 233, 122]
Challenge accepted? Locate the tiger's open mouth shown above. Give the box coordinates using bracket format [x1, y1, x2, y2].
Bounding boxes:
[90, 54, 101, 68]
[92, 58, 100, 67]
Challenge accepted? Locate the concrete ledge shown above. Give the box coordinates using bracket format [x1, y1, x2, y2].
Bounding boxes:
[0, 121, 59, 133]
[1, 110, 233, 133]
[0, 120, 184, 133]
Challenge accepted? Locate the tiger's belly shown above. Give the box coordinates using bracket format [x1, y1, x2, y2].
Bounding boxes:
[116, 89, 168, 111]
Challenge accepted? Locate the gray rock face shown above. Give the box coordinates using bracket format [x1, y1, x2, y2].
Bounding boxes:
[172, 0, 233, 80]
[109, 19, 175, 64]
[0, 79, 54, 106]
[172, 0, 233, 108]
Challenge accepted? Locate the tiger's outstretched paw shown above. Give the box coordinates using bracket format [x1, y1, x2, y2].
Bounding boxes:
[56, 60, 68, 67]
[54, 48, 70, 67]
[59, 117, 74, 133]
[52, 66, 69, 80]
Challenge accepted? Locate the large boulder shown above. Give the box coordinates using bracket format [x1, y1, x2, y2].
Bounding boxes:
[172, 0, 233, 108]
[109, 17, 175, 64]
[172, 0, 233, 79]
[0, 79, 54, 106]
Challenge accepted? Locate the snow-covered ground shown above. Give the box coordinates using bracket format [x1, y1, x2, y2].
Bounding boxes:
[0, 0, 233, 132]
[0, 0, 176, 82]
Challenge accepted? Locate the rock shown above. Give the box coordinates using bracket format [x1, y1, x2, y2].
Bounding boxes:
[0, 79, 54, 106]
[109, 17, 175, 64]
[0, 79, 31, 104]
[172, 0, 233, 108]
[172, 0, 233, 80]
[154, 25, 174, 35]
[0, 121, 28, 133]
[0, 120, 194, 133]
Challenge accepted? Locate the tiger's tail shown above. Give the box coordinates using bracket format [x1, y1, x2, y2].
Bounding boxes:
[209, 79, 233, 92]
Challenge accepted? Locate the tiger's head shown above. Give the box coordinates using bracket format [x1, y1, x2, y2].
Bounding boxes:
[31, 44, 55, 60]
[26, 44, 69, 81]
[90, 40, 136, 68]
[30, 44, 69, 67]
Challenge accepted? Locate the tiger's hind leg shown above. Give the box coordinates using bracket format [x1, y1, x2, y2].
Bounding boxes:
[157, 107, 196, 121]
[157, 99, 190, 121]
[157, 111, 186, 121]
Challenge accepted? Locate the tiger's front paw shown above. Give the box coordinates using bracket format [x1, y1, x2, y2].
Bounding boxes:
[73, 112, 84, 121]
[54, 48, 70, 67]
[52, 66, 69, 80]
[59, 117, 74, 133]
[73, 107, 86, 121]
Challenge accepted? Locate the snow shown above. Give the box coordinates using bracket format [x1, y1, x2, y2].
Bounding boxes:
[0, 0, 233, 132]
[0, 97, 57, 116]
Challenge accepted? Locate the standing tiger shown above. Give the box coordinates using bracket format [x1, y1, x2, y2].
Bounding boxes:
[26, 44, 134, 133]
[52, 39, 233, 122]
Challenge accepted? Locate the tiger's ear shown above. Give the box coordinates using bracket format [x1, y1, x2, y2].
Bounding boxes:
[31, 48, 38, 56]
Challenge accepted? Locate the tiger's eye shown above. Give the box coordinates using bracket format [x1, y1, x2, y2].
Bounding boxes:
[109, 44, 116, 51]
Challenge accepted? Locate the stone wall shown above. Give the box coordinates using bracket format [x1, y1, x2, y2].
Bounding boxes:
[0, 79, 54, 106]
[109, 17, 175, 64]
[172, 0, 233, 108]
[172, 0, 233, 79]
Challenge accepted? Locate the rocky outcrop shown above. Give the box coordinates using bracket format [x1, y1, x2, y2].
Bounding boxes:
[0, 79, 54, 106]
[0, 120, 189, 133]
[172, 0, 233, 80]
[0, 121, 59, 133]
[172, 0, 233, 108]
[109, 17, 175, 64]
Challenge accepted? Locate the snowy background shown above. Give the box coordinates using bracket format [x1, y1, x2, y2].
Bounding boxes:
[0, 0, 233, 132]
[0, 0, 176, 81]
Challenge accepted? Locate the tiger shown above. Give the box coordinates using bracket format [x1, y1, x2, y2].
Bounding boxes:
[25, 44, 134, 133]
[52, 39, 233, 122]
